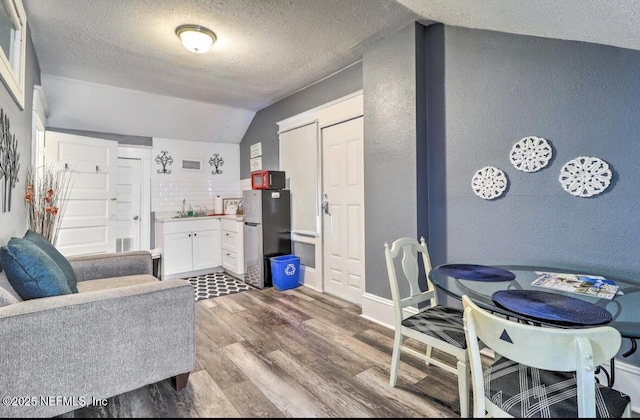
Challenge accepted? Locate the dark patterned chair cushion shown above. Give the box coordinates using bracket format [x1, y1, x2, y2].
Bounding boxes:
[484, 357, 631, 418]
[401, 305, 466, 349]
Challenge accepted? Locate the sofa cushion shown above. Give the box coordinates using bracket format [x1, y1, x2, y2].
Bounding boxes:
[0, 238, 72, 300]
[76, 274, 159, 293]
[24, 230, 78, 293]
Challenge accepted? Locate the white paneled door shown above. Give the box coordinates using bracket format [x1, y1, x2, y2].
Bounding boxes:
[322, 117, 365, 305]
[44, 131, 118, 256]
[116, 158, 141, 252]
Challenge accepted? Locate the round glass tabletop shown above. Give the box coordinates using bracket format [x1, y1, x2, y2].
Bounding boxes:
[429, 263, 640, 339]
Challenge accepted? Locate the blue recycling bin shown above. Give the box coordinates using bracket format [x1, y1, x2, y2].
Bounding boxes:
[270, 255, 300, 291]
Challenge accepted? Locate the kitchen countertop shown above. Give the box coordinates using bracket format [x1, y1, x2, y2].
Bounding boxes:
[155, 213, 244, 223]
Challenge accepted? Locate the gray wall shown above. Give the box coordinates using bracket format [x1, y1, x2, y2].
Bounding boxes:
[0, 27, 40, 245]
[239, 62, 363, 178]
[425, 25, 640, 362]
[363, 22, 426, 298]
[427, 25, 640, 279]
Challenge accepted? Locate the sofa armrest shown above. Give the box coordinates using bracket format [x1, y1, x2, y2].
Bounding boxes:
[0, 280, 195, 418]
[68, 250, 153, 281]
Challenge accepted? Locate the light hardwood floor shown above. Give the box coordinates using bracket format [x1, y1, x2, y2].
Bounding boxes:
[67, 286, 461, 418]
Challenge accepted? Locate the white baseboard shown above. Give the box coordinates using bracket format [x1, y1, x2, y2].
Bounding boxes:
[299, 265, 321, 291]
[361, 292, 640, 413]
[161, 267, 223, 280]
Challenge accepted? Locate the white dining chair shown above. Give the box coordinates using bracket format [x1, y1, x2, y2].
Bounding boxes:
[462, 294, 632, 418]
[384, 237, 471, 417]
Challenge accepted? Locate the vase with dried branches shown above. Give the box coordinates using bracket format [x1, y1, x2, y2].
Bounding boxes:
[25, 166, 72, 245]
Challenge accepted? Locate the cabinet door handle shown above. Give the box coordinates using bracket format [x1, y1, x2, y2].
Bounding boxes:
[194, 233, 197, 237]
[188, 234, 191, 237]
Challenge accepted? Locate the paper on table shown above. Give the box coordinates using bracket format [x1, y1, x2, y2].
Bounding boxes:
[532, 271, 620, 300]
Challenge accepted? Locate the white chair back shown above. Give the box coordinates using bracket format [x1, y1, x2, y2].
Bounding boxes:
[384, 237, 437, 321]
[462, 295, 622, 417]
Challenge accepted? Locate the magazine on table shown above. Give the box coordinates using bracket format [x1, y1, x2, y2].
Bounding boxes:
[531, 271, 620, 300]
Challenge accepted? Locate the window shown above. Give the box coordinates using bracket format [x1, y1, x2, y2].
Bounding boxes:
[0, 0, 26, 109]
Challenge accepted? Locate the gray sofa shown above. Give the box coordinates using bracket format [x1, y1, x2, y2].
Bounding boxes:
[0, 250, 195, 418]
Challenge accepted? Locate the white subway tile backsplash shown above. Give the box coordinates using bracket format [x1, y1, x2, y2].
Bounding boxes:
[152, 179, 243, 212]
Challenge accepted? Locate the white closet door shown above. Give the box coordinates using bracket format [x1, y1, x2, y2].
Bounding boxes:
[44, 131, 118, 256]
[322, 117, 365, 305]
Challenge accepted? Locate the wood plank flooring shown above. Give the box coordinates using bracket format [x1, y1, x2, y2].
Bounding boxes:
[66, 286, 462, 418]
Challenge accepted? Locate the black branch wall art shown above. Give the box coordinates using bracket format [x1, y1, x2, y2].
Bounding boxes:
[0, 109, 20, 212]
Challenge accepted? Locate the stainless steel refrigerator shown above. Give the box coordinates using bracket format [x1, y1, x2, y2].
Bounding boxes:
[243, 189, 291, 289]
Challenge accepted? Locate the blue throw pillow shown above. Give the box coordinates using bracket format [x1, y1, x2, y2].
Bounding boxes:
[24, 230, 78, 293]
[0, 238, 72, 300]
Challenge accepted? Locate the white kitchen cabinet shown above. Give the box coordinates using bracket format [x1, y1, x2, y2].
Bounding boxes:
[156, 218, 221, 279]
[192, 229, 221, 270]
[221, 218, 244, 277]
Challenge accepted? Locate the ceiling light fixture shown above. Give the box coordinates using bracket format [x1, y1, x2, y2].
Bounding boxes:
[175, 24, 217, 54]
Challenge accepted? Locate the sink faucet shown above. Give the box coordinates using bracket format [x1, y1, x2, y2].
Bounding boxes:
[182, 199, 186, 216]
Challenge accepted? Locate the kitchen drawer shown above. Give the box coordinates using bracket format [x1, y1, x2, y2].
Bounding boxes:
[221, 218, 240, 232]
[222, 230, 238, 252]
[222, 251, 238, 273]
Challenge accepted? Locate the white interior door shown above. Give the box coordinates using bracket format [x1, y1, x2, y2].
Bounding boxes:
[322, 117, 365, 305]
[44, 131, 118, 256]
[116, 158, 141, 252]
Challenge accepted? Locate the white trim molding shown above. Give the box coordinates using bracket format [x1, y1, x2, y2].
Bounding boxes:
[33, 85, 49, 120]
[277, 90, 364, 303]
[0, 0, 27, 109]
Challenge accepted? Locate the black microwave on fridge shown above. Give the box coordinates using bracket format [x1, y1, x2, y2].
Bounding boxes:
[251, 170, 286, 190]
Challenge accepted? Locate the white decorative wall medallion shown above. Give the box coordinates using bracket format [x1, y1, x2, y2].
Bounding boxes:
[558, 156, 612, 198]
[509, 136, 553, 172]
[471, 166, 508, 200]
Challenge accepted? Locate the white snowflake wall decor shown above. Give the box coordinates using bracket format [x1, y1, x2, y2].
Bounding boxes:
[509, 136, 553, 172]
[558, 156, 612, 198]
[471, 166, 508, 200]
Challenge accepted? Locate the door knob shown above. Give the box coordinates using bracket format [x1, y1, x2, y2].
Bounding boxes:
[133, 215, 139, 220]
[323, 200, 330, 215]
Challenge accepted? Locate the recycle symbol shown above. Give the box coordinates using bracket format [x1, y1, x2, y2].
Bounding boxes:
[285, 263, 296, 276]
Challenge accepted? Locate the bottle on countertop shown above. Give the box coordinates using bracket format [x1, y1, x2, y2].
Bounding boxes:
[187, 204, 193, 217]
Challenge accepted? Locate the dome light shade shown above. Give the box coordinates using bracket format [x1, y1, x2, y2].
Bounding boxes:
[176, 24, 217, 54]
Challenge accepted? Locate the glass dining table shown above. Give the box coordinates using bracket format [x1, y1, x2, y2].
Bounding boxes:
[429, 263, 640, 386]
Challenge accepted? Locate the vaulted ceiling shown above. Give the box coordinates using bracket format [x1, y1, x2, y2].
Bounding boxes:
[24, 0, 640, 113]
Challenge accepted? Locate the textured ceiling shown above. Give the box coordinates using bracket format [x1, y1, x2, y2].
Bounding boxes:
[23, 0, 419, 111]
[23, 0, 640, 113]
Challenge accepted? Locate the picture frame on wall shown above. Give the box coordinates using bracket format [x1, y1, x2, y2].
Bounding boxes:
[250, 156, 262, 171]
[250, 142, 262, 158]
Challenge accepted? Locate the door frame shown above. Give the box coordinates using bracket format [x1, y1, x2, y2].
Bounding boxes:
[117, 145, 152, 250]
[31, 85, 49, 169]
[277, 90, 363, 295]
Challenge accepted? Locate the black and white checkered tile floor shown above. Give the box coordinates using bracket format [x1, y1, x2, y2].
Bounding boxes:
[184, 272, 253, 301]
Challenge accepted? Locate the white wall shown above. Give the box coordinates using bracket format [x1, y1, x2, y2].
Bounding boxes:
[152, 137, 241, 213]
[42, 75, 256, 144]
